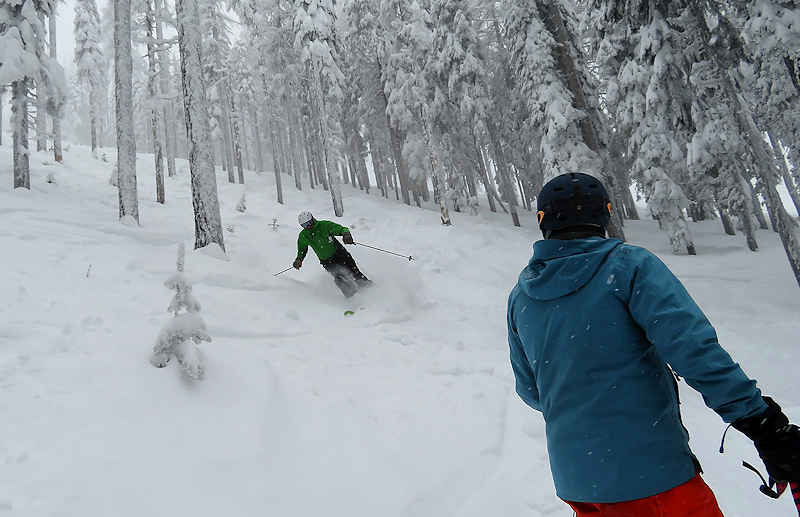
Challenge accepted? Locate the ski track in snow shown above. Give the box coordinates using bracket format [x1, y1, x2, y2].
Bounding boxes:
[1, 145, 799, 516]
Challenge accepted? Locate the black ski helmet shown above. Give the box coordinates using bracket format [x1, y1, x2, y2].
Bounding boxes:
[537, 173, 612, 237]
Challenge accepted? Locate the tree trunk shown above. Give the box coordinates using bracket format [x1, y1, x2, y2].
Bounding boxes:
[269, 121, 284, 204]
[176, 0, 225, 250]
[312, 68, 339, 215]
[369, 134, 387, 198]
[714, 189, 737, 238]
[735, 84, 800, 273]
[739, 206, 759, 252]
[90, 99, 99, 155]
[300, 113, 316, 189]
[287, 104, 303, 190]
[748, 181, 770, 230]
[720, 207, 737, 236]
[114, 0, 139, 222]
[156, 0, 176, 177]
[375, 71, 411, 204]
[36, 13, 47, 155]
[475, 141, 505, 213]
[146, 0, 165, 204]
[486, 120, 520, 226]
[230, 93, 245, 184]
[768, 132, 800, 216]
[48, 12, 63, 163]
[220, 96, 236, 183]
[0, 87, 4, 147]
[12, 80, 30, 189]
[36, 84, 47, 152]
[252, 104, 265, 173]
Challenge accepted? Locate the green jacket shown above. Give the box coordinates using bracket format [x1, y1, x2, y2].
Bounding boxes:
[296, 220, 351, 262]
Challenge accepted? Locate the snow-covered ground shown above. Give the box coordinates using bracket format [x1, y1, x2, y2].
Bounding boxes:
[2, 144, 799, 517]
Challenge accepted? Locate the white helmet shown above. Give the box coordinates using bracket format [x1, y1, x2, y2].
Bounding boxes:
[298, 211, 314, 227]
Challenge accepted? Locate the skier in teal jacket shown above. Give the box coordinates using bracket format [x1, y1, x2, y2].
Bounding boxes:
[507, 173, 800, 515]
[293, 211, 370, 297]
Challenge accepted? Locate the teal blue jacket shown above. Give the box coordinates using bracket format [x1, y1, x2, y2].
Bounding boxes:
[507, 237, 766, 503]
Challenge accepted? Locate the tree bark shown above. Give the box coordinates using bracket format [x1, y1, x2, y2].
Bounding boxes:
[229, 87, 244, 184]
[114, 0, 139, 222]
[220, 95, 236, 183]
[300, 113, 316, 189]
[0, 87, 4, 147]
[12, 80, 30, 189]
[156, 0, 176, 177]
[146, 0, 165, 204]
[269, 120, 284, 204]
[486, 120, 520, 226]
[48, 12, 63, 163]
[768, 132, 800, 216]
[176, 0, 225, 250]
[36, 14, 48, 155]
[719, 207, 737, 236]
[748, 181, 770, 231]
[312, 67, 340, 214]
[252, 104, 265, 173]
[287, 104, 304, 190]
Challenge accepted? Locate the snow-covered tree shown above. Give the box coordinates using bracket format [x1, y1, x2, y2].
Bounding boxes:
[690, 0, 800, 285]
[48, 9, 63, 162]
[176, 0, 226, 251]
[1, 0, 60, 189]
[74, 0, 104, 154]
[150, 243, 209, 380]
[506, 1, 624, 237]
[294, 0, 345, 215]
[114, 0, 139, 222]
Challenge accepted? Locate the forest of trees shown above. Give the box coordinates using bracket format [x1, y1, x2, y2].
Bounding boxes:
[2, 0, 800, 285]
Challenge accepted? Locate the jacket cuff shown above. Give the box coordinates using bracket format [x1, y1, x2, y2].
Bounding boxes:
[732, 396, 789, 441]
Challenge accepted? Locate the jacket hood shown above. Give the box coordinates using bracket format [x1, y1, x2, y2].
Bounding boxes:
[518, 238, 623, 301]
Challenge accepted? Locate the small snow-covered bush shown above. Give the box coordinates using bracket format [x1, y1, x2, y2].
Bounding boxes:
[150, 243, 210, 380]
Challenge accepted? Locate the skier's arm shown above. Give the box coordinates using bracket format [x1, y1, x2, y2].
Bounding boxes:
[296, 233, 309, 262]
[626, 251, 767, 423]
[508, 297, 541, 411]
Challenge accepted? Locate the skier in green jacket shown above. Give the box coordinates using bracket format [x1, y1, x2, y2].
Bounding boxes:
[293, 211, 371, 297]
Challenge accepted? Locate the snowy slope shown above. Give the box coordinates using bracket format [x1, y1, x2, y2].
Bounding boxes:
[1, 145, 799, 517]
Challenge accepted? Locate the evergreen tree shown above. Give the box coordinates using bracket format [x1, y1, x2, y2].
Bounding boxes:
[114, 0, 139, 223]
[74, 0, 104, 155]
[151, 243, 209, 380]
[1, 0, 61, 189]
[176, 0, 226, 250]
[294, 0, 346, 216]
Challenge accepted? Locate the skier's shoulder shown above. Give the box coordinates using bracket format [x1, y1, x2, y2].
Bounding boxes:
[606, 240, 657, 269]
[608, 241, 680, 289]
[318, 219, 348, 232]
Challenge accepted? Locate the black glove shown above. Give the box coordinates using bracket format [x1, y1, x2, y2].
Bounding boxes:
[293, 258, 302, 269]
[733, 396, 800, 481]
[343, 232, 354, 245]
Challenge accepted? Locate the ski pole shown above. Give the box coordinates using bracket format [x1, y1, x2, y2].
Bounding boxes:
[273, 266, 293, 277]
[741, 462, 800, 516]
[355, 242, 414, 261]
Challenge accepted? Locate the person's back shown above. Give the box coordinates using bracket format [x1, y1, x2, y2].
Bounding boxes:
[508, 173, 800, 516]
[509, 236, 764, 502]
